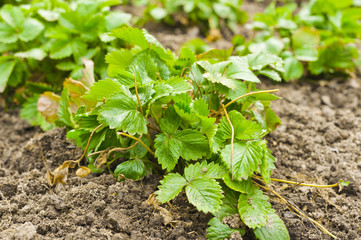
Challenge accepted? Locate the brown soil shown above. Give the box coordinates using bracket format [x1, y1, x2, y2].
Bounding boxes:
[1, 2, 361, 240]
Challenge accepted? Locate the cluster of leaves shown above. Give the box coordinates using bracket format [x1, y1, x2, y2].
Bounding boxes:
[128, 0, 247, 40]
[0, 0, 131, 113]
[47, 26, 289, 239]
[236, 0, 361, 81]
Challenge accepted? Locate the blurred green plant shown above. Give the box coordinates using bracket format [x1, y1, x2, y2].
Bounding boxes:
[236, 0, 361, 81]
[0, 0, 131, 115]
[128, 0, 248, 40]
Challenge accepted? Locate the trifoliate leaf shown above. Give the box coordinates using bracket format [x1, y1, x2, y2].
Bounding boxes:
[184, 161, 226, 182]
[219, 111, 263, 140]
[254, 212, 290, 240]
[98, 93, 148, 135]
[154, 130, 209, 171]
[185, 177, 223, 213]
[207, 217, 241, 240]
[114, 159, 146, 181]
[238, 188, 272, 228]
[260, 149, 276, 185]
[157, 173, 187, 203]
[19, 18, 44, 42]
[221, 141, 265, 180]
[0, 58, 16, 92]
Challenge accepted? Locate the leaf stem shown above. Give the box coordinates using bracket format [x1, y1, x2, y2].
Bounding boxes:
[134, 74, 154, 149]
[254, 176, 342, 188]
[118, 132, 155, 156]
[134, 74, 144, 116]
[216, 89, 279, 116]
[222, 104, 234, 180]
[75, 124, 103, 165]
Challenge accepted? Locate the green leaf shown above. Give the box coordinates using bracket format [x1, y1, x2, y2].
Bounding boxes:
[282, 57, 303, 81]
[260, 149, 276, 185]
[0, 58, 16, 93]
[114, 159, 146, 181]
[247, 53, 284, 72]
[38, 9, 60, 21]
[15, 48, 47, 61]
[184, 161, 226, 182]
[57, 87, 75, 128]
[221, 141, 265, 180]
[106, 49, 134, 77]
[185, 177, 223, 213]
[223, 175, 257, 194]
[105, 12, 131, 31]
[154, 133, 182, 171]
[98, 93, 148, 135]
[0, 22, 17, 43]
[83, 78, 126, 101]
[19, 18, 45, 42]
[157, 173, 187, 203]
[219, 111, 264, 140]
[154, 130, 209, 171]
[49, 40, 73, 59]
[258, 69, 282, 82]
[207, 217, 242, 240]
[192, 98, 209, 116]
[197, 60, 236, 89]
[254, 212, 290, 240]
[111, 27, 149, 49]
[150, 7, 168, 20]
[227, 56, 260, 83]
[0, 5, 24, 29]
[238, 188, 272, 228]
[292, 27, 320, 62]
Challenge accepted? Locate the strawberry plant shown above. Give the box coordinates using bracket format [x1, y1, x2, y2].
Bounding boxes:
[0, 0, 131, 116]
[240, 0, 361, 81]
[47, 26, 289, 239]
[129, 0, 247, 40]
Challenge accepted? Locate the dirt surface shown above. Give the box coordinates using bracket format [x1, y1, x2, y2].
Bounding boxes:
[1, 2, 361, 240]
